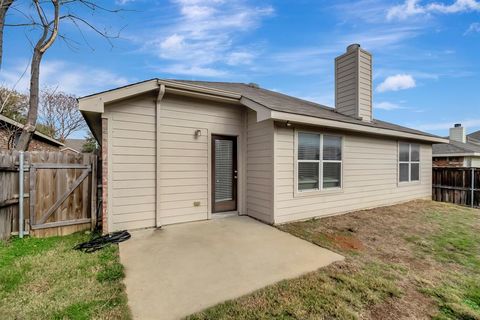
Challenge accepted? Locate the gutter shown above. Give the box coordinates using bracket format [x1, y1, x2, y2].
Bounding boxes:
[269, 111, 448, 144]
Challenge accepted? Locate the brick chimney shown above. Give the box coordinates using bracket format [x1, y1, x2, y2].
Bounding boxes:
[335, 44, 372, 122]
[449, 123, 466, 143]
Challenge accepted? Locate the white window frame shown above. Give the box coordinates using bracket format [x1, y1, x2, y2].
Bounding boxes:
[398, 142, 420, 183]
[296, 131, 343, 193]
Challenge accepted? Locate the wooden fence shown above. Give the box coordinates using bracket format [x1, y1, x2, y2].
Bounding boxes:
[432, 167, 480, 208]
[0, 151, 97, 240]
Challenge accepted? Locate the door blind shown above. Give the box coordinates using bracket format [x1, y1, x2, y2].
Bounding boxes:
[215, 140, 233, 202]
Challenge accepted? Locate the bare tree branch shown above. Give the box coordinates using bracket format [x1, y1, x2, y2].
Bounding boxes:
[6, 0, 125, 150]
[15, 0, 60, 150]
[39, 87, 86, 141]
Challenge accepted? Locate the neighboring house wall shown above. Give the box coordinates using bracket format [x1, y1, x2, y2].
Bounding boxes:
[246, 110, 274, 223]
[0, 127, 10, 149]
[432, 156, 480, 167]
[466, 157, 480, 168]
[433, 156, 466, 167]
[0, 126, 60, 151]
[273, 123, 432, 224]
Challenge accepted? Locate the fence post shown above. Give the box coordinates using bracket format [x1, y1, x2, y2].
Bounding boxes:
[472, 167, 475, 208]
[19, 151, 24, 238]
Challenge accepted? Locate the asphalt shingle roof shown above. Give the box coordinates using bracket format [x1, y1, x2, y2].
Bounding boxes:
[468, 130, 480, 143]
[173, 80, 439, 139]
[64, 139, 86, 152]
[433, 140, 480, 155]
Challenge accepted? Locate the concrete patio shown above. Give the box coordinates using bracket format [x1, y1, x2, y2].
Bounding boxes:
[119, 215, 343, 320]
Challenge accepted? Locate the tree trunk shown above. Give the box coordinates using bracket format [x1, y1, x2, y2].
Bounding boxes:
[14, 49, 42, 150]
[15, 0, 59, 151]
[0, 0, 14, 70]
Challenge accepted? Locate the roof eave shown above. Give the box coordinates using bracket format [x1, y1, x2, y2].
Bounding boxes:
[269, 111, 448, 143]
[77, 79, 446, 144]
[0, 115, 64, 146]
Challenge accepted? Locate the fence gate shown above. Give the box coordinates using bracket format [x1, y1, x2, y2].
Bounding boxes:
[0, 151, 97, 239]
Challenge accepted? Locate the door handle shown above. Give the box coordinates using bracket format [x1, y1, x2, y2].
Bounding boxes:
[234, 170, 238, 173]
[234, 176, 237, 179]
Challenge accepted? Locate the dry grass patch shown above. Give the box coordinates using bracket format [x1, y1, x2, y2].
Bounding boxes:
[0, 232, 131, 320]
[189, 200, 480, 320]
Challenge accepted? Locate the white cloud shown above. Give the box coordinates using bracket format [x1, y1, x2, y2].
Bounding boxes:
[142, 0, 273, 77]
[0, 60, 129, 96]
[226, 51, 255, 66]
[115, 0, 135, 5]
[376, 74, 416, 92]
[387, 0, 426, 20]
[387, 0, 480, 20]
[427, 0, 480, 13]
[465, 22, 480, 34]
[374, 101, 403, 110]
[160, 34, 185, 51]
[159, 64, 228, 77]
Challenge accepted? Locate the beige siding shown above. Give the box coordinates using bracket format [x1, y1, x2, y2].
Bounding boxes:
[335, 50, 358, 118]
[158, 94, 245, 225]
[358, 52, 372, 121]
[246, 111, 274, 223]
[274, 124, 432, 224]
[335, 46, 372, 122]
[106, 93, 157, 231]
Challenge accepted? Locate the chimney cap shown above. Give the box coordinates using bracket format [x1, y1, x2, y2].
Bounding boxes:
[347, 43, 361, 52]
[454, 123, 462, 128]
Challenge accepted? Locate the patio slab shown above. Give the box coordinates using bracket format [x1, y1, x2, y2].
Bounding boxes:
[119, 215, 343, 320]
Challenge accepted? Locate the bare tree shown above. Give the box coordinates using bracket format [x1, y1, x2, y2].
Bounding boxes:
[39, 87, 85, 142]
[0, 0, 14, 70]
[0, 85, 27, 120]
[9, 0, 123, 150]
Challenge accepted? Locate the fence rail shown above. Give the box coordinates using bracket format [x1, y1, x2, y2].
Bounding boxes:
[432, 167, 480, 208]
[0, 151, 97, 240]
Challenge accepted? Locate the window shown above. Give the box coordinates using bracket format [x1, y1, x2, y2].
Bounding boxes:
[298, 132, 342, 191]
[399, 142, 420, 183]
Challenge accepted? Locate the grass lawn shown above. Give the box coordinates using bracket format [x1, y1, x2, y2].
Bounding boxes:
[0, 232, 130, 320]
[189, 200, 480, 320]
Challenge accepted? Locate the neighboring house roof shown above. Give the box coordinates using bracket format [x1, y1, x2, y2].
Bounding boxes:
[0, 114, 64, 147]
[78, 78, 447, 144]
[467, 130, 480, 144]
[63, 138, 85, 153]
[433, 140, 480, 156]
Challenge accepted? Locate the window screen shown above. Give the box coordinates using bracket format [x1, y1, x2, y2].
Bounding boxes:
[297, 132, 342, 191]
[399, 142, 420, 183]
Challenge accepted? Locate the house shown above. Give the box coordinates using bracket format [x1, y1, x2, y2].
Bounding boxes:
[433, 124, 480, 167]
[0, 114, 63, 151]
[61, 138, 85, 154]
[79, 43, 446, 232]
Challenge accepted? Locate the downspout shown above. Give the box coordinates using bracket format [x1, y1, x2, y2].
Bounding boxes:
[155, 83, 166, 228]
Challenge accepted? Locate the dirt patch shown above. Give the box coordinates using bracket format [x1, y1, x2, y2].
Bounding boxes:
[326, 233, 364, 251]
[191, 200, 480, 320]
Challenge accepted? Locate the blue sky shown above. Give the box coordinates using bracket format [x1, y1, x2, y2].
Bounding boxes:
[3, 0, 480, 138]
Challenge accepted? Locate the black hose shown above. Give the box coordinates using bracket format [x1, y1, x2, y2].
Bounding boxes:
[74, 230, 131, 253]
